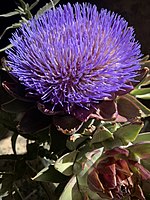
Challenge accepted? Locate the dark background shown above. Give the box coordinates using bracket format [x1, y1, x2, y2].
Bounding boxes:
[0, 0, 150, 58]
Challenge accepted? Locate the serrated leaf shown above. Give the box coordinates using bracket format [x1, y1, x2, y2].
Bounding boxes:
[55, 151, 78, 176]
[114, 122, 143, 143]
[59, 176, 82, 200]
[36, 0, 60, 18]
[91, 126, 113, 145]
[32, 165, 68, 183]
[128, 142, 150, 160]
[133, 132, 150, 143]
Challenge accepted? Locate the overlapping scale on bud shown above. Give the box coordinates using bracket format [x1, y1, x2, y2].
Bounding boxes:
[87, 147, 150, 199]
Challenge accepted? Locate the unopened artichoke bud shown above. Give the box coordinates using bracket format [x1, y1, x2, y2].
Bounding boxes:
[87, 147, 150, 200]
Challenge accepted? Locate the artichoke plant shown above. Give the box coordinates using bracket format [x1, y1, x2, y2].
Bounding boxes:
[0, 1, 150, 199]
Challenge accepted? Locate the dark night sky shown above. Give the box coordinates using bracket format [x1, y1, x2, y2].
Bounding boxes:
[0, 0, 150, 57]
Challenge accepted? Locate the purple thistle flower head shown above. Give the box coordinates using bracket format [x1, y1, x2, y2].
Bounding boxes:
[6, 3, 142, 113]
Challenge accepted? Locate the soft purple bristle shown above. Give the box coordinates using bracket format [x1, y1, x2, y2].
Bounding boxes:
[6, 3, 142, 113]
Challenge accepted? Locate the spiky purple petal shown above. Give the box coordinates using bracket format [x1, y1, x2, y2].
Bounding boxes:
[6, 3, 142, 113]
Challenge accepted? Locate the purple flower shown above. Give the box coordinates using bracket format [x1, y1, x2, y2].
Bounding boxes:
[6, 3, 142, 114]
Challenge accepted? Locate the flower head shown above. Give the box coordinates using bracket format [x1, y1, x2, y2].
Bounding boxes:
[6, 3, 142, 113]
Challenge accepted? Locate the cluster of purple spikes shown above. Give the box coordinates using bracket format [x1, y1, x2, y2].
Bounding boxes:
[6, 3, 142, 113]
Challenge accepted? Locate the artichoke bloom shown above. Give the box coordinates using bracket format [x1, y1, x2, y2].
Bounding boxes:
[4, 3, 142, 121]
[87, 148, 150, 199]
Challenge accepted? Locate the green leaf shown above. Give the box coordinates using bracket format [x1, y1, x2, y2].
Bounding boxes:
[29, 0, 40, 10]
[78, 119, 96, 135]
[0, 44, 13, 52]
[137, 75, 150, 87]
[18, 0, 27, 10]
[133, 132, 150, 143]
[114, 122, 143, 143]
[141, 58, 150, 69]
[135, 94, 150, 100]
[130, 86, 150, 99]
[122, 94, 150, 118]
[128, 142, 150, 160]
[0, 11, 20, 17]
[36, 0, 60, 18]
[117, 95, 141, 119]
[140, 55, 149, 62]
[55, 151, 78, 176]
[131, 88, 150, 96]
[59, 176, 82, 200]
[91, 126, 113, 145]
[0, 23, 21, 40]
[32, 165, 68, 183]
[141, 158, 150, 171]
[103, 122, 121, 133]
[75, 147, 104, 176]
[66, 134, 89, 151]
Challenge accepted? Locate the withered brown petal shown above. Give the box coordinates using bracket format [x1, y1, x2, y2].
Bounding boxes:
[98, 100, 117, 120]
[98, 163, 117, 189]
[105, 147, 129, 157]
[87, 170, 104, 192]
[133, 162, 150, 180]
[116, 160, 132, 180]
